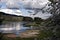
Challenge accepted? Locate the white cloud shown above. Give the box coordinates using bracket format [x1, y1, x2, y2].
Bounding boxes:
[21, 0, 49, 9]
[0, 0, 49, 9]
[6, 0, 20, 9]
[0, 0, 21, 9]
[0, 0, 6, 2]
[0, 9, 22, 16]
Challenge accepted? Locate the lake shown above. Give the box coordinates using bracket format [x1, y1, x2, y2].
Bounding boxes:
[0, 22, 30, 35]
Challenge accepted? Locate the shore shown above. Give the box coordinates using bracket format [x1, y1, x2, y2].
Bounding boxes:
[3, 30, 39, 38]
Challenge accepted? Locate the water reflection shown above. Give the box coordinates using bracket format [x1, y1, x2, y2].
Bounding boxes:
[0, 22, 30, 35]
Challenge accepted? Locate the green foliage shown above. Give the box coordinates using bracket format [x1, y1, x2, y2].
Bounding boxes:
[56, 27, 60, 37]
[23, 17, 33, 22]
[38, 29, 53, 39]
[0, 12, 23, 22]
[0, 33, 5, 40]
[0, 19, 3, 25]
[25, 22, 40, 27]
[34, 17, 43, 24]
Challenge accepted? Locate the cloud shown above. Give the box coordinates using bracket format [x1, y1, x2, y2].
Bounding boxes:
[0, 0, 49, 9]
[0, 0, 51, 19]
[0, 0, 21, 9]
[0, 9, 22, 16]
[6, 0, 20, 9]
[0, 0, 6, 2]
[21, 0, 49, 9]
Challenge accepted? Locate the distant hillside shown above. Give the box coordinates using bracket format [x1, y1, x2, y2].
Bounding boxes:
[0, 12, 23, 22]
[0, 12, 43, 23]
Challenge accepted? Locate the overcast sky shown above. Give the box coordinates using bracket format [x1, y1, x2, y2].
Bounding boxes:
[0, 0, 51, 19]
[0, 0, 49, 9]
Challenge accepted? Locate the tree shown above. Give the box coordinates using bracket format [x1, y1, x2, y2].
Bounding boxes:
[37, 0, 60, 40]
[0, 12, 4, 25]
[44, 0, 60, 40]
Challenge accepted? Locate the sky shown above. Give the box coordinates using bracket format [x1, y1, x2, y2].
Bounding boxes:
[0, 0, 51, 19]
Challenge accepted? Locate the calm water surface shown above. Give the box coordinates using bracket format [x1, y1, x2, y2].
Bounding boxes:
[0, 22, 30, 35]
